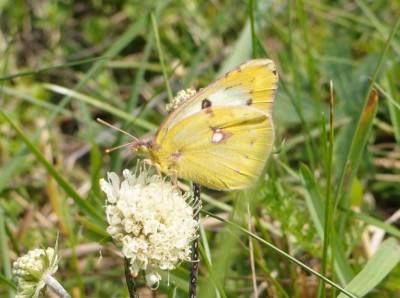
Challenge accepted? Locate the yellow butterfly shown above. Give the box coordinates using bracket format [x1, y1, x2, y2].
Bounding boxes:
[135, 59, 278, 190]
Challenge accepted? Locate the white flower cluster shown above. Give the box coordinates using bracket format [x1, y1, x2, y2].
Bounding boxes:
[12, 247, 59, 298]
[166, 88, 197, 112]
[100, 169, 200, 287]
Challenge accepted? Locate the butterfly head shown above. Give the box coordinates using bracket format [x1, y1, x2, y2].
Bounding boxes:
[130, 138, 151, 154]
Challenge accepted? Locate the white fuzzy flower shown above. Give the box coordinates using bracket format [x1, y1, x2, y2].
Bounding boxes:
[166, 88, 197, 112]
[100, 169, 200, 287]
[12, 248, 60, 298]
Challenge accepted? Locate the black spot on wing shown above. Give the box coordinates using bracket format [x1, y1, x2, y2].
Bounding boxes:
[202, 98, 212, 109]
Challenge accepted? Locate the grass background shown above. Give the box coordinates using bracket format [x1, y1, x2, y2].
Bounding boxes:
[1, 0, 400, 297]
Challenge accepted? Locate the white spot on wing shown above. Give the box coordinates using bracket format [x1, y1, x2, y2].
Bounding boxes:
[211, 131, 224, 143]
[208, 88, 249, 106]
[210, 128, 232, 144]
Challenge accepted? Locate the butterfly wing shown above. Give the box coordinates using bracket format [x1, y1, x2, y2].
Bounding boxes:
[149, 106, 274, 190]
[156, 59, 278, 139]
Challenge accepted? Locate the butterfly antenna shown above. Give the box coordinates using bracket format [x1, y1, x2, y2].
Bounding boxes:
[97, 118, 139, 153]
[97, 118, 138, 141]
[104, 142, 136, 153]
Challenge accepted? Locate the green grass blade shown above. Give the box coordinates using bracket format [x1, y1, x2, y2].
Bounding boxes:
[182, 0, 235, 86]
[296, 0, 320, 113]
[0, 273, 16, 291]
[355, 0, 400, 56]
[110, 29, 155, 172]
[151, 13, 173, 101]
[1, 86, 74, 117]
[339, 208, 400, 238]
[337, 238, 400, 298]
[0, 214, 15, 297]
[0, 56, 110, 82]
[198, 243, 227, 298]
[43, 84, 156, 131]
[336, 90, 379, 230]
[300, 164, 353, 284]
[379, 69, 400, 143]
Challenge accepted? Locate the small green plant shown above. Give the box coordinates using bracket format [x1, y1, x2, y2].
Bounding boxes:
[1, 1, 400, 297]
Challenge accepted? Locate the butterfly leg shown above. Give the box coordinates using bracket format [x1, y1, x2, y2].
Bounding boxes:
[140, 159, 177, 188]
[140, 159, 151, 173]
[170, 169, 178, 188]
[153, 162, 162, 176]
[140, 159, 166, 188]
[141, 159, 162, 175]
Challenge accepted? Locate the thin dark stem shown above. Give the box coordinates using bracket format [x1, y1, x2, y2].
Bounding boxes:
[124, 257, 139, 298]
[189, 183, 201, 298]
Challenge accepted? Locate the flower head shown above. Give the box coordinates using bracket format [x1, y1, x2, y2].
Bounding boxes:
[166, 88, 197, 112]
[100, 169, 200, 287]
[12, 247, 59, 298]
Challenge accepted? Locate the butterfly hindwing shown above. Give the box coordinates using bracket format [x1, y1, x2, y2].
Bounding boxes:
[151, 106, 274, 190]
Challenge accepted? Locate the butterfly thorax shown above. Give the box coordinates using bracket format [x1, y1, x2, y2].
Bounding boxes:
[134, 138, 167, 172]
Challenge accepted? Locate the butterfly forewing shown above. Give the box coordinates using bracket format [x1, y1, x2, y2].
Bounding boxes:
[156, 59, 278, 141]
